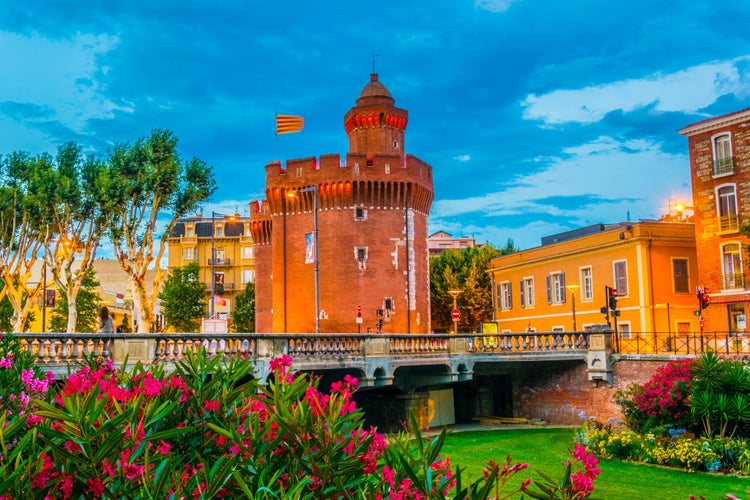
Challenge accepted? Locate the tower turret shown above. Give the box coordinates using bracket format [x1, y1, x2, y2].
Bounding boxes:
[344, 73, 408, 160]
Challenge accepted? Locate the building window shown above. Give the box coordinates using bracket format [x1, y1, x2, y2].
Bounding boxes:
[355, 246, 368, 269]
[721, 243, 744, 290]
[713, 133, 734, 175]
[520, 277, 534, 308]
[214, 272, 225, 295]
[213, 249, 225, 265]
[354, 206, 366, 220]
[241, 269, 255, 284]
[581, 267, 593, 300]
[182, 247, 196, 261]
[215, 224, 224, 238]
[613, 260, 628, 296]
[672, 258, 689, 294]
[384, 297, 394, 311]
[619, 322, 631, 339]
[385, 163, 391, 174]
[241, 246, 254, 259]
[186, 225, 195, 238]
[296, 167, 303, 177]
[546, 272, 565, 304]
[717, 184, 739, 232]
[393, 140, 399, 149]
[499, 281, 512, 310]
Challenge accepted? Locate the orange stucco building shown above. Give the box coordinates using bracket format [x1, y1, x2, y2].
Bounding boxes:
[487, 221, 699, 350]
[250, 74, 434, 334]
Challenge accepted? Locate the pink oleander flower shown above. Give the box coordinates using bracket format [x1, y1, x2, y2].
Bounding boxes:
[157, 440, 172, 454]
[86, 477, 105, 498]
[59, 472, 74, 499]
[0, 354, 13, 369]
[204, 399, 220, 412]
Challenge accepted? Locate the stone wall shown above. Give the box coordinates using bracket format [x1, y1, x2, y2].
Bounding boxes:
[513, 357, 673, 424]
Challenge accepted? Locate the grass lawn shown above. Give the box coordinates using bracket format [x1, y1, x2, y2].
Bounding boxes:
[438, 427, 750, 500]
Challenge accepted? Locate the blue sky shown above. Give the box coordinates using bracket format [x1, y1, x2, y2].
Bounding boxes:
[2, 1, 750, 250]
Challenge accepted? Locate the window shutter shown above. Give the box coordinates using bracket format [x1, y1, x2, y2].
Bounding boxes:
[508, 282, 513, 309]
[520, 280, 525, 308]
[561, 272, 566, 303]
[546, 275, 552, 304]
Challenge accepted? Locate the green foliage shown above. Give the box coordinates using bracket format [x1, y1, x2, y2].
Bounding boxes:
[690, 351, 750, 438]
[158, 261, 207, 332]
[49, 269, 102, 333]
[102, 129, 216, 333]
[231, 281, 256, 333]
[430, 242, 517, 332]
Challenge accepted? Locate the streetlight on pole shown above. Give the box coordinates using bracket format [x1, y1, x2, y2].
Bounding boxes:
[566, 284, 580, 332]
[448, 289, 461, 334]
[209, 211, 237, 319]
[289, 185, 320, 333]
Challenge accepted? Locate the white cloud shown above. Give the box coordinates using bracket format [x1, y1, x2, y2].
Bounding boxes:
[430, 136, 691, 248]
[453, 154, 471, 162]
[474, 0, 520, 13]
[522, 56, 750, 125]
[0, 30, 131, 139]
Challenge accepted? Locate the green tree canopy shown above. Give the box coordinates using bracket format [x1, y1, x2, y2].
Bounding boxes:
[102, 129, 216, 333]
[430, 239, 518, 333]
[49, 269, 102, 333]
[232, 282, 256, 333]
[158, 262, 207, 333]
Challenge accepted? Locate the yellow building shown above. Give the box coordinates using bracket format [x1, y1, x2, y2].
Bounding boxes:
[487, 221, 698, 352]
[166, 214, 255, 320]
[26, 259, 156, 333]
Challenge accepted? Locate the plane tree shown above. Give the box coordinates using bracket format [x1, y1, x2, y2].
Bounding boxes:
[101, 129, 215, 333]
[0, 152, 47, 332]
[30, 143, 112, 332]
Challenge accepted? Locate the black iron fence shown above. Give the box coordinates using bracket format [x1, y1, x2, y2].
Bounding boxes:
[615, 330, 749, 356]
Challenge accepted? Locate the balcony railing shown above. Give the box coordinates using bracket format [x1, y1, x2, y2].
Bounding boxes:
[718, 214, 740, 233]
[713, 157, 735, 176]
[208, 258, 230, 266]
[722, 272, 745, 290]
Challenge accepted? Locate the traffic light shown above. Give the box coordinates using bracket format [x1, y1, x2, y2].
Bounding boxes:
[697, 287, 710, 312]
[608, 287, 618, 312]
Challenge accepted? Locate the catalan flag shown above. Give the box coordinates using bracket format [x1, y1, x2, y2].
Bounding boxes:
[276, 114, 304, 135]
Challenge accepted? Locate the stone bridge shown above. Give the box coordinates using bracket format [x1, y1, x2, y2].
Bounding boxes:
[17, 328, 612, 392]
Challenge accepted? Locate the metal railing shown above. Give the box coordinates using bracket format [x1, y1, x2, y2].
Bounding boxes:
[616, 331, 750, 355]
[713, 157, 735, 176]
[722, 272, 745, 290]
[719, 214, 740, 232]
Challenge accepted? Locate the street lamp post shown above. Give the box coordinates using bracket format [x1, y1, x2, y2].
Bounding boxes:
[566, 284, 580, 332]
[292, 185, 320, 333]
[448, 289, 461, 334]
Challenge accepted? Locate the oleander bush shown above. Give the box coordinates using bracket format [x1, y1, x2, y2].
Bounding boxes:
[1, 332, 603, 499]
[581, 352, 750, 475]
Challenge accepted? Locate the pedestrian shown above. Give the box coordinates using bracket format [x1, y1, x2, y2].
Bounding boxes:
[97, 306, 117, 333]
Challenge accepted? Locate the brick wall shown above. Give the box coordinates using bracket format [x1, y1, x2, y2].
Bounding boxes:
[513, 358, 670, 424]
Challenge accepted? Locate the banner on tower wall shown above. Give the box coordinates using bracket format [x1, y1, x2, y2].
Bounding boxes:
[305, 232, 314, 264]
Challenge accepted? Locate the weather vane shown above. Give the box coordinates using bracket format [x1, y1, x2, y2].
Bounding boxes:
[371, 48, 379, 73]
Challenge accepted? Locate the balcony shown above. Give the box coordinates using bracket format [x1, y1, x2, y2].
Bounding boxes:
[713, 157, 735, 176]
[718, 214, 740, 233]
[181, 235, 197, 244]
[208, 258, 231, 266]
[722, 272, 745, 290]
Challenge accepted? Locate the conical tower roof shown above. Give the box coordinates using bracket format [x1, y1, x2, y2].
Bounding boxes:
[356, 74, 395, 107]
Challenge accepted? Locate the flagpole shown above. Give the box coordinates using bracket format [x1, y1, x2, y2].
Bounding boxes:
[274, 113, 279, 160]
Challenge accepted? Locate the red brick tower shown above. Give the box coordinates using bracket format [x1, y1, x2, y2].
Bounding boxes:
[250, 74, 434, 334]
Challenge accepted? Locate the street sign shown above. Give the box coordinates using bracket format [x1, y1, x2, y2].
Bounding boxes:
[451, 309, 460, 319]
